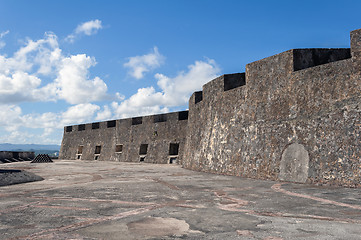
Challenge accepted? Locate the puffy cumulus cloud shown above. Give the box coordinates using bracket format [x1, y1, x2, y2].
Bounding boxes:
[0, 32, 109, 105]
[0, 130, 35, 144]
[113, 58, 220, 118]
[155, 59, 220, 105]
[0, 104, 100, 133]
[124, 47, 165, 79]
[95, 105, 112, 121]
[66, 19, 103, 43]
[0, 72, 42, 103]
[0, 104, 22, 132]
[54, 54, 108, 104]
[61, 103, 100, 125]
[112, 101, 169, 119]
[0, 32, 60, 77]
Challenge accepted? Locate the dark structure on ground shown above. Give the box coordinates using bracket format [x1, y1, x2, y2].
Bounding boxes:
[60, 28, 361, 187]
[0, 151, 35, 164]
[31, 154, 53, 163]
[0, 169, 43, 186]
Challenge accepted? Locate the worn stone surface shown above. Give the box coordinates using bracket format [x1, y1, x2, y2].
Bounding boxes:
[279, 143, 309, 183]
[1, 160, 361, 239]
[60, 28, 361, 187]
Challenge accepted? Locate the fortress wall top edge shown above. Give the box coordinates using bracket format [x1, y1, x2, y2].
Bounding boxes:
[63, 110, 189, 132]
[201, 73, 246, 102]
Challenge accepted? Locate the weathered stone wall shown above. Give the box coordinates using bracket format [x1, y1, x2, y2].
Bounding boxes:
[182, 29, 361, 187]
[60, 28, 361, 187]
[59, 111, 188, 164]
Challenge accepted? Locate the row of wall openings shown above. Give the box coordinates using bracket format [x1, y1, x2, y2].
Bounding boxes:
[132, 117, 143, 125]
[107, 120, 116, 128]
[75, 143, 178, 163]
[94, 145, 101, 160]
[153, 114, 167, 123]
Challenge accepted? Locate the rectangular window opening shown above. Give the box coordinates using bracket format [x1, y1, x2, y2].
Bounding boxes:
[95, 145, 101, 154]
[132, 117, 143, 125]
[169, 143, 179, 156]
[92, 122, 100, 129]
[115, 144, 123, 153]
[139, 144, 148, 155]
[66, 126, 72, 132]
[153, 114, 167, 123]
[107, 120, 116, 128]
[169, 157, 177, 164]
[178, 111, 188, 120]
[139, 157, 145, 162]
[78, 124, 85, 131]
[77, 146, 83, 154]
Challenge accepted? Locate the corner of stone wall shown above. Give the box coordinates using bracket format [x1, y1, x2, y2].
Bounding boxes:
[351, 28, 361, 60]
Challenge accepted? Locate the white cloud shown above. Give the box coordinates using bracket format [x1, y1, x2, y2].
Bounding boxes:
[0, 130, 35, 144]
[0, 32, 110, 105]
[0, 104, 22, 132]
[113, 58, 220, 118]
[0, 30, 9, 49]
[124, 47, 165, 79]
[0, 30, 9, 38]
[66, 19, 103, 43]
[61, 103, 100, 125]
[76, 19, 102, 35]
[0, 72, 41, 103]
[53, 54, 108, 104]
[0, 102, 103, 144]
[0, 103, 102, 136]
[95, 105, 112, 121]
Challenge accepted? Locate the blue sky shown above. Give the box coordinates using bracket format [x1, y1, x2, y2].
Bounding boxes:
[0, 0, 360, 145]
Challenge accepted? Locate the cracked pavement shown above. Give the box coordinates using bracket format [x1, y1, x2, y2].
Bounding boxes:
[1, 160, 361, 239]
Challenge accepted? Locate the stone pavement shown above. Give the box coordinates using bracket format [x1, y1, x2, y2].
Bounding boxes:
[0, 160, 361, 240]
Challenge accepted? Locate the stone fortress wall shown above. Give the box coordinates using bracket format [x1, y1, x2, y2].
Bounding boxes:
[60, 28, 361, 187]
[60, 111, 189, 164]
